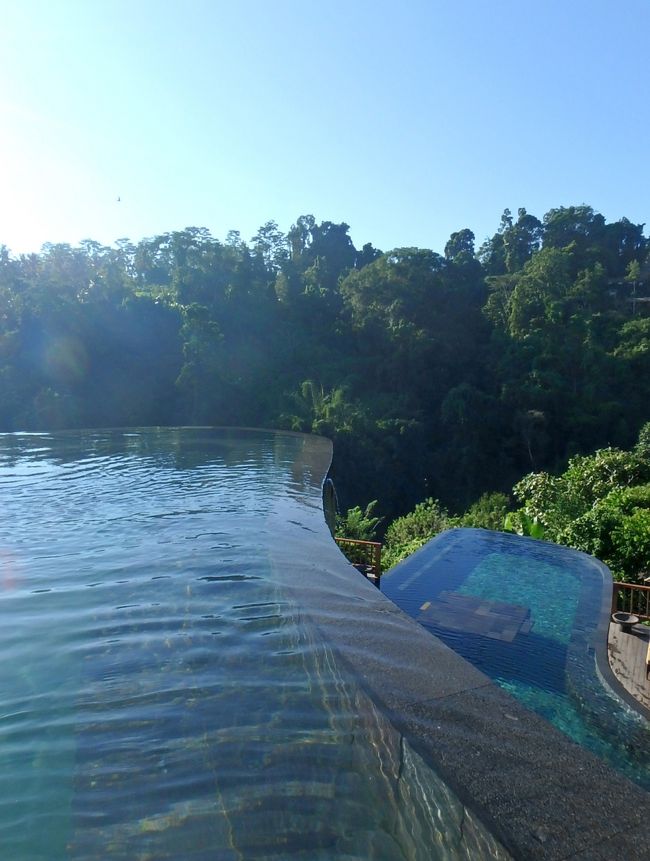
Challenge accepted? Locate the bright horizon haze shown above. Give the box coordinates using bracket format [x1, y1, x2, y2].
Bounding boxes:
[1, 0, 648, 257]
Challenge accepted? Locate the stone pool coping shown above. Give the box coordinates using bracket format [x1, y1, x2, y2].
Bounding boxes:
[326, 562, 650, 861]
[274, 434, 650, 861]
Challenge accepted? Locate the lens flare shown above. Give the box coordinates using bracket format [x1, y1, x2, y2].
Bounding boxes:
[43, 335, 88, 384]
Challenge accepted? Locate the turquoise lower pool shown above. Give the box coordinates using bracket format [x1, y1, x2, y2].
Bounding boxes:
[0, 429, 509, 860]
[381, 528, 650, 791]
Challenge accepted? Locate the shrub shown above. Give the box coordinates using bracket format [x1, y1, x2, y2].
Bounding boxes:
[336, 500, 382, 541]
[459, 492, 510, 531]
[382, 498, 452, 570]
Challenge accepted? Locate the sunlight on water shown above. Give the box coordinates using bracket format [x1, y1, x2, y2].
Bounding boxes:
[0, 429, 508, 860]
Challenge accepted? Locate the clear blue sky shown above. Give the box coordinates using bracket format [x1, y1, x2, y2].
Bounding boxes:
[1, 0, 648, 257]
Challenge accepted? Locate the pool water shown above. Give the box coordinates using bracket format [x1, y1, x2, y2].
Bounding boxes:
[381, 528, 650, 791]
[0, 429, 508, 860]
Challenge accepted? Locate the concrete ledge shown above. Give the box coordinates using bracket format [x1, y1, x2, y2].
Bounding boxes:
[272, 535, 649, 857]
[387, 687, 650, 860]
[267, 443, 650, 860]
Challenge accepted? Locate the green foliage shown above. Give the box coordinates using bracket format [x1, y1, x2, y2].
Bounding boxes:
[503, 510, 546, 539]
[280, 382, 366, 437]
[558, 484, 650, 581]
[382, 499, 453, 570]
[0, 204, 648, 541]
[386, 422, 650, 581]
[513, 447, 650, 535]
[509, 442, 650, 580]
[635, 421, 650, 459]
[615, 318, 650, 360]
[176, 304, 224, 421]
[335, 500, 382, 541]
[459, 492, 510, 530]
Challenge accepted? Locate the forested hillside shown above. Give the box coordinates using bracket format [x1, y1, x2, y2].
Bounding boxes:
[1, 205, 649, 525]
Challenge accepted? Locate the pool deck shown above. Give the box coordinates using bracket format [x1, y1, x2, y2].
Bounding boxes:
[608, 621, 650, 713]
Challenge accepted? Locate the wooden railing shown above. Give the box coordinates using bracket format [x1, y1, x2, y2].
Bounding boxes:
[335, 538, 382, 585]
[611, 581, 650, 621]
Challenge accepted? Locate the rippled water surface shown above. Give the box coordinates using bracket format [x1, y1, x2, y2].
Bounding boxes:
[0, 429, 507, 860]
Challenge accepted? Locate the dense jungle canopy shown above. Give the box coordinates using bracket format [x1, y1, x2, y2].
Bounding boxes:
[1, 205, 649, 539]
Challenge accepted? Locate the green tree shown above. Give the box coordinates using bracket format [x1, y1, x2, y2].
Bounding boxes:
[444, 228, 476, 262]
[510, 435, 650, 580]
[250, 220, 288, 272]
[479, 208, 542, 275]
[460, 492, 511, 530]
[175, 304, 225, 422]
[336, 500, 382, 541]
[382, 499, 453, 570]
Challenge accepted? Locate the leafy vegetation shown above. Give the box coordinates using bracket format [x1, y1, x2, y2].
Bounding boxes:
[383, 423, 650, 583]
[335, 500, 382, 542]
[382, 499, 454, 570]
[460, 493, 511, 531]
[508, 425, 650, 580]
[1, 204, 649, 575]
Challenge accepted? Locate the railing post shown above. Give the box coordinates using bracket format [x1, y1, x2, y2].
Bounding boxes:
[334, 537, 383, 586]
[611, 581, 650, 621]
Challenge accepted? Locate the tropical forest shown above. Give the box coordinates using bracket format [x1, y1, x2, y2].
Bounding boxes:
[1, 204, 649, 582]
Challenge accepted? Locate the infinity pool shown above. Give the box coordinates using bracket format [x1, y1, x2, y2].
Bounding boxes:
[381, 528, 650, 790]
[0, 429, 508, 860]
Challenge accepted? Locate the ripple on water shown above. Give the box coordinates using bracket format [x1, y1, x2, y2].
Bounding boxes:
[0, 429, 510, 860]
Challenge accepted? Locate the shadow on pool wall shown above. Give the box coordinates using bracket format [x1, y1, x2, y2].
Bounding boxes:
[290, 465, 650, 859]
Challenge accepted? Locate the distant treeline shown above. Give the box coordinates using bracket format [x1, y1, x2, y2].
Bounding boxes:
[1, 205, 649, 524]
